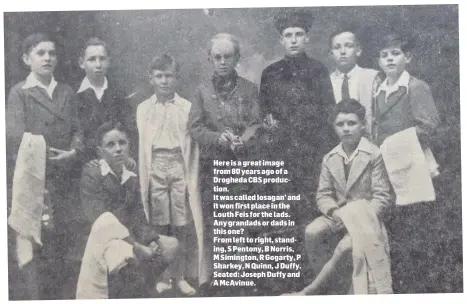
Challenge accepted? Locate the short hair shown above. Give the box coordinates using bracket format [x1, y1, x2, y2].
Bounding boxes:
[94, 121, 130, 148]
[80, 37, 109, 58]
[328, 27, 361, 48]
[207, 33, 241, 60]
[333, 99, 366, 123]
[376, 32, 415, 54]
[274, 8, 314, 34]
[22, 32, 56, 55]
[148, 53, 180, 74]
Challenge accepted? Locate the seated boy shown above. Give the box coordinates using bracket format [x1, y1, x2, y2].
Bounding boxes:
[76, 121, 178, 299]
[298, 99, 394, 295]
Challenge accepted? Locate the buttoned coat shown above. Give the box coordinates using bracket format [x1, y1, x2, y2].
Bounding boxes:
[187, 75, 260, 159]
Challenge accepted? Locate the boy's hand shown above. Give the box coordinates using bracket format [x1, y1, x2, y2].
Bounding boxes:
[331, 209, 345, 230]
[48, 148, 77, 166]
[125, 157, 137, 171]
[133, 242, 157, 262]
[86, 159, 100, 168]
[230, 137, 245, 153]
[218, 131, 235, 148]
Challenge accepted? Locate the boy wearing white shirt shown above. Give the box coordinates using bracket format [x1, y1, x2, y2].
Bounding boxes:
[77, 37, 133, 162]
[329, 28, 380, 138]
[6, 32, 84, 300]
[373, 32, 440, 147]
[373, 31, 441, 293]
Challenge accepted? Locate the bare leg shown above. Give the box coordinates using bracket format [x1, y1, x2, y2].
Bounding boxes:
[304, 217, 337, 278]
[301, 234, 352, 295]
[172, 224, 196, 295]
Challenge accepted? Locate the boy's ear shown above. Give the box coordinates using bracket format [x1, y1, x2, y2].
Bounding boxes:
[22, 54, 31, 67]
[78, 56, 85, 69]
[96, 146, 103, 158]
[355, 44, 362, 57]
[304, 32, 310, 43]
[405, 51, 412, 64]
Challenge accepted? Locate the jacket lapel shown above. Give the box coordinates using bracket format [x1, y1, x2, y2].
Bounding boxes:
[327, 155, 347, 193]
[377, 86, 407, 117]
[345, 152, 371, 193]
[28, 87, 66, 120]
[102, 173, 121, 196]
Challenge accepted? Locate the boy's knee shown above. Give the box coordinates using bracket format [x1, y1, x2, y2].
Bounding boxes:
[333, 235, 352, 257]
[305, 218, 329, 241]
[158, 235, 179, 264]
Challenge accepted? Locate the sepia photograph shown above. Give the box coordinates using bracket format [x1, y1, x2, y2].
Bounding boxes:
[2, 2, 462, 300]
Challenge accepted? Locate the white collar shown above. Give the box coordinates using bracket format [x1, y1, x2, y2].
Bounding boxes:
[331, 65, 362, 79]
[150, 92, 179, 105]
[99, 159, 137, 185]
[22, 73, 58, 99]
[77, 77, 108, 101]
[376, 70, 410, 95]
[330, 137, 372, 164]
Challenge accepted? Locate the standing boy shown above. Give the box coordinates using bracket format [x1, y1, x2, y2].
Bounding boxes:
[329, 28, 380, 138]
[373, 32, 441, 293]
[77, 37, 133, 162]
[259, 9, 336, 215]
[137, 54, 204, 296]
[6, 32, 83, 300]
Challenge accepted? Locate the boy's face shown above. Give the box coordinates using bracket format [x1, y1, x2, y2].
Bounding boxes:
[98, 129, 130, 170]
[22, 41, 57, 79]
[209, 40, 238, 77]
[280, 27, 309, 57]
[150, 68, 177, 99]
[334, 113, 365, 146]
[378, 46, 411, 79]
[79, 45, 110, 83]
[330, 32, 361, 71]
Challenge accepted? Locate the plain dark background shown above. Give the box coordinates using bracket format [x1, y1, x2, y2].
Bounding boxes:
[4, 5, 461, 295]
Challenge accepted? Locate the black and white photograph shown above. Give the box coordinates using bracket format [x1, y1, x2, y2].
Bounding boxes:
[2, 2, 463, 301]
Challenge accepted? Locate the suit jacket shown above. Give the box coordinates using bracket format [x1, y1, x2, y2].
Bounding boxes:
[373, 76, 440, 147]
[6, 81, 84, 163]
[76, 83, 134, 162]
[137, 93, 208, 284]
[316, 137, 394, 219]
[187, 75, 260, 158]
[6, 81, 84, 192]
[80, 164, 158, 245]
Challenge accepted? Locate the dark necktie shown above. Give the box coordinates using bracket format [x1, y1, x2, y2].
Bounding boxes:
[341, 73, 350, 101]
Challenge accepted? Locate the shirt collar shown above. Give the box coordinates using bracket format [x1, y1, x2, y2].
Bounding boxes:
[22, 73, 58, 98]
[150, 92, 179, 105]
[329, 137, 372, 164]
[99, 159, 137, 185]
[77, 77, 108, 100]
[376, 70, 410, 95]
[332, 65, 362, 79]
